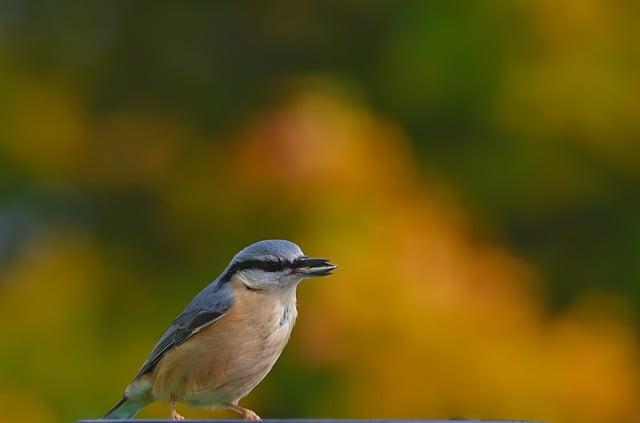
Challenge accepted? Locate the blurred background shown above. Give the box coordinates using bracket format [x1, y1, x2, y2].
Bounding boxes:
[0, 1, 639, 423]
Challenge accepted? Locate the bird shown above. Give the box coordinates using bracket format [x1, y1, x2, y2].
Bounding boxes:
[104, 239, 336, 421]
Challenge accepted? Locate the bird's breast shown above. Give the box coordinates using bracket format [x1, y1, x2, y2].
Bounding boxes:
[150, 282, 298, 405]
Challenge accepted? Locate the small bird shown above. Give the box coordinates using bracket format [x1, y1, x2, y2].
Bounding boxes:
[105, 239, 336, 421]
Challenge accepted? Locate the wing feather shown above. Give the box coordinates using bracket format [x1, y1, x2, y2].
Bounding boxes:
[133, 281, 233, 379]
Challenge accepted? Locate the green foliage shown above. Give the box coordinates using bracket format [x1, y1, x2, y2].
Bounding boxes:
[0, 2, 639, 422]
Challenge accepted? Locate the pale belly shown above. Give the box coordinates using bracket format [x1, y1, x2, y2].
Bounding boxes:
[148, 287, 297, 407]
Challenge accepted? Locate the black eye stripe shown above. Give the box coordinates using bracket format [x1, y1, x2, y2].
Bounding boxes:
[231, 258, 295, 273]
[221, 256, 309, 283]
[291, 258, 306, 268]
[260, 260, 283, 272]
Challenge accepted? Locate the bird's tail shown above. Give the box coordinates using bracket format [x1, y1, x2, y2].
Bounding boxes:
[104, 396, 148, 420]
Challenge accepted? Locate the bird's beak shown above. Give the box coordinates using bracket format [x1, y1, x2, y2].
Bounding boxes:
[296, 257, 337, 277]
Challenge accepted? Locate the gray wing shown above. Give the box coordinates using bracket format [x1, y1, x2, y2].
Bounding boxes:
[134, 281, 234, 379]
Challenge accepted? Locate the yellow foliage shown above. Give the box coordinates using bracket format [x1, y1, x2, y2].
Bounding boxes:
[223, 89, 640, 423]
[0, 389, 56, 423]
[0, 61, 638, 423]
[0, 78, 86, 180]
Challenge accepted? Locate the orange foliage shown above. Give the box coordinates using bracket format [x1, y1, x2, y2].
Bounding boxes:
[225, 89, 640, 423]
[0, 57, 639, 423]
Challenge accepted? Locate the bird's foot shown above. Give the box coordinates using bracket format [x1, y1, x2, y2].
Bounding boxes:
[170, 394, 185, 421]
[171, 410, 185, 421]
[242, 409, 261, 421]
[227, 403, 262, 421]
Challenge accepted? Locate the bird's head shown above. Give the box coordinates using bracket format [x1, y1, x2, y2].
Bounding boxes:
[223, 239, 337, 291]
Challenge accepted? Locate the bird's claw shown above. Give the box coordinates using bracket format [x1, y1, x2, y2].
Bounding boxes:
[226, 403, 261, 420]
[243, 409, 261, 421]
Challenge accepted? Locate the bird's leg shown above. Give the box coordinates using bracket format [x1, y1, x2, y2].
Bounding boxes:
[227, 403, 261, 421]
[169, 394, 185, 421]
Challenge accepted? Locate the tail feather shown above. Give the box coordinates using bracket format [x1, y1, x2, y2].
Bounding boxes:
[104, 397, 147, 420]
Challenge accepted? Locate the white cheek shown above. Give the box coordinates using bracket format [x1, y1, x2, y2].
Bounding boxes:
[283, 271, 304, 285]
[239, 269, 283, 288]
[250, 269, 269, 282]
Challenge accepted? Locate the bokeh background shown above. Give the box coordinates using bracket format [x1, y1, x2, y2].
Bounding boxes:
[1, 2, 639, 423]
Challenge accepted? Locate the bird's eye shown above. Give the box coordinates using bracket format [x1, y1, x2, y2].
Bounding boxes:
[261, 260, 283, 272]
